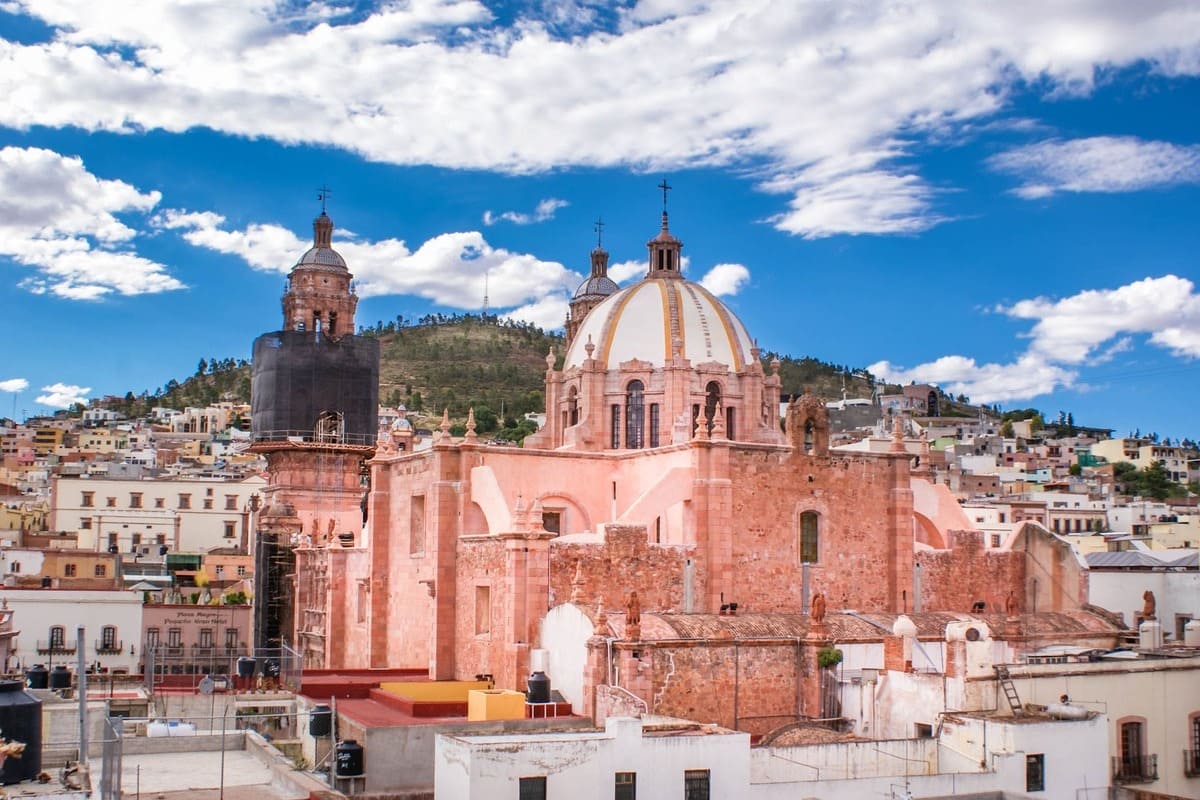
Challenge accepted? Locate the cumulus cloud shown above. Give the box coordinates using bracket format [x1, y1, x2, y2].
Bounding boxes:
[483, 198, 569, 226]
[3, 3, 1198, 237]
[871, 275, 1200, 403]
[699, 262, 750, 296]
[0, 146, 183, 298]
[36, 382, 90, 408]
[501, 295, 569, 331]
[989, 136, 1200, 198]
[161, 208, 580, 314]
[607, 259, 644, 284]
[0, 378, 29, 393]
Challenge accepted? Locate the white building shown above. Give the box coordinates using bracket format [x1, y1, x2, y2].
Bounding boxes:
[50, 474, 266, 554]
[0, 588, 142, 673]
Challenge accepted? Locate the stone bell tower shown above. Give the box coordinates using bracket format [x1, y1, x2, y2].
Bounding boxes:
[249, 203, 379, 656]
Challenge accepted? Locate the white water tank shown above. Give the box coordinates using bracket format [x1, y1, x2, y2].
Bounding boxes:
[1139, 619, 1163, 650]
[1185, 619, 1200, 646]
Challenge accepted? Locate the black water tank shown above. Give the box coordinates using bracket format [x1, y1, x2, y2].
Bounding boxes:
[24, 665, 48, 690]
[0, 680, 42, 784]
[309, 704, 332, 737]
[526, 670, 551, 704]
[335, 740, 364, 777]
[236, 657, 256, 678]
[48, 666, 71, 690]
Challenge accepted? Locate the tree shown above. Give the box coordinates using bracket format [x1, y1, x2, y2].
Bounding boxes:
[1000, 420, 1014, 438]
[197, 358, 207, 376]
[1068, 463, 1082, 476]
[1140, 460, 1172, 501]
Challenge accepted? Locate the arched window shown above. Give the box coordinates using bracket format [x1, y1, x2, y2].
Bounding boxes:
[704, 382, 721, 433]
[804, 420, 814, 452]
[625, 381, 645, 449]
[1116, 717, 1150, 782]
[49, 625, 65, 648]
[101, 625, 118, 650]
[567, 386, 579, 427]
[799, 511, 819, 564]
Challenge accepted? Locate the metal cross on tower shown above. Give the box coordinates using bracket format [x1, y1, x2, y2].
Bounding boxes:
[594, 216, 605, 248]
[657, 179, 672, 212]
[317, 185, 332, 213]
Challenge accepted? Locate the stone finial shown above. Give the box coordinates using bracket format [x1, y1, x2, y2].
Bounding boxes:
[594, 597, 609, 635]
[464, 407, 479, 443]
[890, 415, 905, 453]
[570, 561, 586, 604]
[770, 356, 781, 376]
[584, 335, 595, 360]
[529, 499, 545, 531]
[545, 347, 556, 370]
[710, 402, 726, 440]
[512, 493, 529, 531]
[692, 408, 709, 441]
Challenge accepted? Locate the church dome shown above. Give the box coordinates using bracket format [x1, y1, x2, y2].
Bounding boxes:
[573, 274, 620, 301]
[294, 212, 348, 272]
[563, 278, 756, 371]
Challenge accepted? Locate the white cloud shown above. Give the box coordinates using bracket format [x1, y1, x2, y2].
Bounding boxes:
[0, 146, 183, 298]
[870, 274, 1200, 404]
[699, 262, 750, 296]
[36, 382, 90, 408]
[3, 3, 1198, 236]
[989, 136, 1200, 197]
[163, 209, 580, 314]
[501, 295, 569, 331]
[483, 197, 569, 226]
[0, 378, 29, 393]
[607, 259, 644, 284]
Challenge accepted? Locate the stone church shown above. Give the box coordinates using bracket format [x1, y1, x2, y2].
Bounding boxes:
[283, 203, 1096, 732]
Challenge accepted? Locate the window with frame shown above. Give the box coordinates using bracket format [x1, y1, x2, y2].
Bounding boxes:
[63, 563, 77, 577]
[81, 491, 94, 508]
[704, 381, 721, 433]
[625, 380, 645, 449]
[101, 625, 117, 650]
[130, 492, 143, 508]
[199, 628, 213, 648]
[81, 518, 92, 530]
[167, 628, 182, 647]
[9, 562, 19, 573]
[684, 769, 710, 800]
[203, 498, 213, 509]
[215, 565, 224, 577]
[155, 497, 165, 509]
[611, 405, 621, 449]
[224, 521, 236, 538]
[1026, 754, 1045, 792]
[145, 628, 159, 648]
[106, 496, 116, 507]
[518, 776, 547, 800]
[799, 511, 819, 564]
[225, 495, 238, 510]
[236, 565, 246, 576]
[49, 626, 65, 648]
[94, 563, 106, 577]
[542, 510, 562, 535]
[649, 403, 660, 447]
[224, 628, 238, 649]
[178, 494, 191, 510]
[615, 771, 636, 800]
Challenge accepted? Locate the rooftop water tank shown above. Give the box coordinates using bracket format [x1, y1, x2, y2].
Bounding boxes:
[0, 680, 42, 784]
[1185, 619, 1200, 647]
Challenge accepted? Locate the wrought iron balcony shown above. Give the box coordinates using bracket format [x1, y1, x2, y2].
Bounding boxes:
[1112, 754, 1158, 784]
[95, 640, 124, 655]
[36, 640, 77, 655]
[1185, 749, 1200, 778]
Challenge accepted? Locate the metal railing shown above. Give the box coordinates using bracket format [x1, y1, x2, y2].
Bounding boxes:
[36, 640, 77, 654]
[95, 640, 124, 655]
[1112, 754, 1158, 784]
[251, 429, 375, 446]
[143, 643, 303, 695]
[1185, 749, 1200, 778]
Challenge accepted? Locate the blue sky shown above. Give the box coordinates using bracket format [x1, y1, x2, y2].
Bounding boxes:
[0, 1, 1198, 441]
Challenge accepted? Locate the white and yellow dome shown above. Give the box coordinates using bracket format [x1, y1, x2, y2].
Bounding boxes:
[563, 277, 756, 371]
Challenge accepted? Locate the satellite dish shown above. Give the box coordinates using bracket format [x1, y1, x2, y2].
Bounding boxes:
[198, 674, 215, 695]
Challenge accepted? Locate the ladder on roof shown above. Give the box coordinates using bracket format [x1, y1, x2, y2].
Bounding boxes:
[994, 665, 1023, 715]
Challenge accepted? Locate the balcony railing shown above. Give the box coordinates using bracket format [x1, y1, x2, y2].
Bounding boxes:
[95, 640, 124, 655]
[1112, 754, 1158, 784]
[36, 640, 77, 655]
[1185, 749, 1200, 778]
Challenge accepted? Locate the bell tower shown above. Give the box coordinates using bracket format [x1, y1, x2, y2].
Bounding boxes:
[646, 179, 682, 279]
[249, 200, 380, 661]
